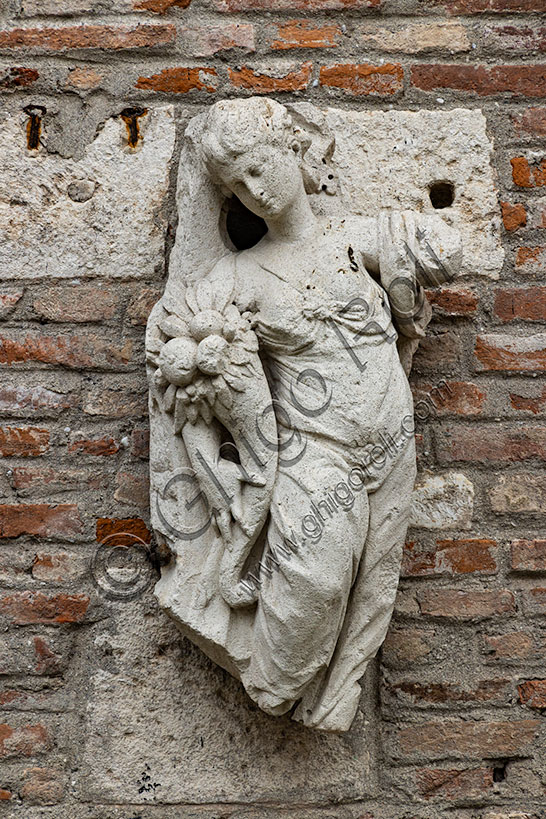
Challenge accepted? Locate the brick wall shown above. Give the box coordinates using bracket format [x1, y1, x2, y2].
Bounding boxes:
[0, 0, 545, 815]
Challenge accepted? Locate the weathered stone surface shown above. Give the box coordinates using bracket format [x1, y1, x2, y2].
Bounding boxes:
[288, 105, 504, 279]
[78, 602, 376, 804]
[411, 471, 474, 529]
[0, 106, 175, 280]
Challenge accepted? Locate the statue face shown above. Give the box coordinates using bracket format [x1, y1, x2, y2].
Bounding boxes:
[216, 144, 302, 221]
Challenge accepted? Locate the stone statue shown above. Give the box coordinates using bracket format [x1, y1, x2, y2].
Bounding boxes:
[146, 98, 462, 732]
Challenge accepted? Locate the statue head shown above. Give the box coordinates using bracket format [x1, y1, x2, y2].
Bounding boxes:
[201, 98, 317, 221]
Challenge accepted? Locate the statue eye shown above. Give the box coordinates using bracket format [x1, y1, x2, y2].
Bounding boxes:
[249, 167, 261, 178]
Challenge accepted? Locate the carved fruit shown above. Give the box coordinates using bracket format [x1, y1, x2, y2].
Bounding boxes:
[189, 310, 224, 341]
[158, 337, 198, 387]
[197, 335, 228, 375]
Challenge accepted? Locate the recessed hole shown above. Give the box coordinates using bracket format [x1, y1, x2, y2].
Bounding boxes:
[23, 104, 46, 150]
[218, 423, 240, 465]
[429, 181, 455, 209]
[493, 761, 508, 782]
[225, 195, 267, 251]
[119, 107, 147, 148]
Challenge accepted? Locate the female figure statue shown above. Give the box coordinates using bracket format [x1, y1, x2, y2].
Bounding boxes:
[146, 98, 462, 732]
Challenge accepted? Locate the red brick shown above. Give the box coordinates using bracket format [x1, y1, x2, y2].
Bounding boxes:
[134, 0, 191, 9]
[0, 427, 49, 457]
[131, 428, 149, 459]
[402, 538, 497, 577]
[320, 62, 403, 96]
[33, 637, 65, 675]
[68, 435, 119, 456]
[416, 766, 494, 801]
[0, 385, 78, 416]
[511, 539, 546, 572]
[522, 587, 546, 615]
[126, 287, 161, 326]
[516, 246, 546, 275]
[0, 723, 50, 759]
[32, 286, 118, 323]
[0, 592, 89, 624]
[495, 287, 546, 322]
[20, 767, 64, 806]
[0, 333, 132, 370]
[180, 24, 254, 57]
[136, 66, 217, 93]
[413, 381, 485, 417]
[0, 633, 69, 675]
[501, 201, 526, 231]
[0, 292, 23, 319]
[0, 504, 82, 539]
[0, 789, 11, 800]
[475, 334, 546, 372]
[0, 24, 175, 52]
[482, 631, 535, 662]
[0, 66, 38, 89]
[418, 589, 516, 619]
[96, 516, 151, 546]
[32, 552, 81, 583]
[510, 386, 546, 414]
[229, 62, 312, 93]
[8, 466, 104, 495]
[389, 719, 539, 761]
[411, 64, 546, 98]
[518, 679, 546, 709]
[20, 0, 190, 11]
[386, 677, 509, 706]
[114, 470, 149, 509]
[512, 107, 546, 137]
[528, 197, 546, 230]
[83, 383, 147, 417]
[426, 287, 478, 315]
[483, 25, 546, 53]
[65, 66, 103, 90]
[381, 627, 435, 665]
[0, 688, 68, 710]
[442, 0, 543, 10]
[511, 157, 546, 188]
[436, 424, 546, 464]
[214, 0, 378, 9]
[413, 331, 461, 373]
[271, 20, 341, 50]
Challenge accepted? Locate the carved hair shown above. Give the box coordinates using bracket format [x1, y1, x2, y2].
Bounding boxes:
[200, 98, 320, 194]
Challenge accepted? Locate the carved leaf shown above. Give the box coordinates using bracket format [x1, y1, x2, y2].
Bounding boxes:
[229, 345, 252, 366]
[242, 334, 259, 353]
[185, 286, 199, 316]
[198, 399, 213, 425]
[147, 338, 163, 354]
[164, 383, 177, 413]
[159, 316, 189, 339]
[196, 279, 214, 312]
[174, 395, 187, 431]
[212, 273, 235, 313]
[185, 403, 199, 426]
[223, 369, 246, 392]
[214, 376, 233, 409]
